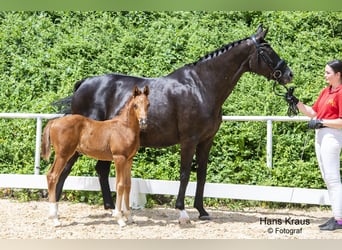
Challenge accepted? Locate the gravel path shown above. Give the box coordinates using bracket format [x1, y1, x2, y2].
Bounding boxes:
[1, 198, 342, 239]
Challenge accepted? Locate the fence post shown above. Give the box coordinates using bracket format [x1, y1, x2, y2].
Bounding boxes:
[34, 117, 42, 175]
[130, 178, 147, 209]
[266, 119, 273, 168]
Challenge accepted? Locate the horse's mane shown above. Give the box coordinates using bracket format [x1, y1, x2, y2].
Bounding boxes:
[189, 38, 248, 66]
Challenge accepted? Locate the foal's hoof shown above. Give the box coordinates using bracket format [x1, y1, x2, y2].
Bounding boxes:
[52, 218, 62, 227]
[126, 218, 134, 225]
[117, 219, 127, 227]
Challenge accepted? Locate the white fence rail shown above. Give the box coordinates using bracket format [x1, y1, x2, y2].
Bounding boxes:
[0, 113, 63, 175]
[0, 113, 327, 208]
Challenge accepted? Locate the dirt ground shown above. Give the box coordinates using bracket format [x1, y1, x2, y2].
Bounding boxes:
[1, 198, 342, 239]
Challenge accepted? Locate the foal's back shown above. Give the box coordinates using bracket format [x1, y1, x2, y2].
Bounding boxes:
[50, 114, 138, 162]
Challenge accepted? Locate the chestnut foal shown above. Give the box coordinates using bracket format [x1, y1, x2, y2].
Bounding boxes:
[41, 85, 149, 227]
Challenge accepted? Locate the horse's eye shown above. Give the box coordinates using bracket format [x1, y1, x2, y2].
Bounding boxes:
[133, 104, 138, 109]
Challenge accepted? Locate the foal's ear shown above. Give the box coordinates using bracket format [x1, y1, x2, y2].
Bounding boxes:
[133, 85, 141, 97]
[143, 85, 150, 96]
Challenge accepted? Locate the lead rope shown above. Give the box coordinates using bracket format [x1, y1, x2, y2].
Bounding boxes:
[272, 81, 299, 117]
[273, 81, 308, 161]
[300, 130, 310, 161]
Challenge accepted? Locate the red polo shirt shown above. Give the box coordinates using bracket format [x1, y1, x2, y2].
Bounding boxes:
[312, 85, 342, 119]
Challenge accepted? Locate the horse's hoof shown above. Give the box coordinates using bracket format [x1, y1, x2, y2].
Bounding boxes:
[178, 209, 190, 224]
[178, 218, 191, 225]
[104, 204, 114, 210]
[199, 215, 211, 220]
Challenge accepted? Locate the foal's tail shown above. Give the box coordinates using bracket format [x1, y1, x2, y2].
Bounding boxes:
[41, 121, 53, 160]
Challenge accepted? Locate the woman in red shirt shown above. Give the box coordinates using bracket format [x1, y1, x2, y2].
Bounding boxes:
[287, 59, 342, 231]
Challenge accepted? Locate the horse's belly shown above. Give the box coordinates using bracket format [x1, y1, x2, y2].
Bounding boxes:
[140, 131, 179, 148]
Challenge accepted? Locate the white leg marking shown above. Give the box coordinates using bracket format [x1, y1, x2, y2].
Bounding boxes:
[53, 218, 61, 227]
[48, 202, 61, 226]
[117, 218, 127, 227]
[124, 210, 134, 224]
[112, 209, 126, 227]
[112, 209, 121, 218]
[48, 202, 58, 219]
[178, 209, 190, 224]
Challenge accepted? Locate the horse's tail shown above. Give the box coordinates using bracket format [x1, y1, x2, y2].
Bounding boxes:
[51, 96, 72, 114]
[41, 120, 53, 160]
[51, 78, 87, 114]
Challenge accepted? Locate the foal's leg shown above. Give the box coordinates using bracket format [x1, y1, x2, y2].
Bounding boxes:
[46, 157, 68, 227]
[55, 153, 79, 201]
[112, 156, 126, 226]
[122, 159, 133, 224]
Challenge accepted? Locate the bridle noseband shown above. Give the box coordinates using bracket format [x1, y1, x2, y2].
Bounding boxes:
[251, 35, 286, 81]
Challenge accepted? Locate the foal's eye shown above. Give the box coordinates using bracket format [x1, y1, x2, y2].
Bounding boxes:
[133, 104, 138, 109]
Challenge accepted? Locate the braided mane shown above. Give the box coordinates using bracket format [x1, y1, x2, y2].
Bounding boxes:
[190, 38, 248, 66]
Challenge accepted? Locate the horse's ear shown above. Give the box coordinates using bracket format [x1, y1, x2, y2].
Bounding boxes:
[256, 24, 263, 34]
[256, 24, 268, 40]
[143, 85, 150, 96]
[133, 85, 141, 97]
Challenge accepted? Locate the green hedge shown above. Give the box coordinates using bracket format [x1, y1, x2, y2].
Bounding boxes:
[1, 11, 341, 204]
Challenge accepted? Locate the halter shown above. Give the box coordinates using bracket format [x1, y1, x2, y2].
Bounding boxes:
[251, 35, 286, 81]
[251, 35, 298, 117]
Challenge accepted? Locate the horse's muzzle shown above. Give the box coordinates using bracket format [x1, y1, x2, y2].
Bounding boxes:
[139, 119, 148, 130]
[278, 69, 293, 85]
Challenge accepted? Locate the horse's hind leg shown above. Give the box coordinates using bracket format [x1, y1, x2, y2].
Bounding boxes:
[95, 160, 115, 210]
[176, 142, 196, 224]
[194, 139, 213, 220]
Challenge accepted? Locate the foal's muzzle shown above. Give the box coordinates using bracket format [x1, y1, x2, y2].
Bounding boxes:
[139, 118, 148, 130]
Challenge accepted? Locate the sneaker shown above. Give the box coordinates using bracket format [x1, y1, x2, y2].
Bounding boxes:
[320, 218, 342, 231]
[319, 217, 335, 228]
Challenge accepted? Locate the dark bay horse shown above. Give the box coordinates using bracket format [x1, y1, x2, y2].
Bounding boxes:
[54, 25, 293, 224]
[42, 86, 150, 226]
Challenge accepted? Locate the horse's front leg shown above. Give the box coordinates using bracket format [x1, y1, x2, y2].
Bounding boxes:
[194, 138, 214, 220]
[176, 142, 196, 224]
